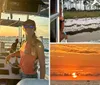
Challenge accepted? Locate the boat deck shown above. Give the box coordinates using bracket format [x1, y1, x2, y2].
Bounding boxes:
[0, 54, 21, 79]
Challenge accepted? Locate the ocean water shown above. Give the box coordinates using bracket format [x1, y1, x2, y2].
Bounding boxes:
[0, 36, 49, 76]
[51, 74, 100, 80]
[64, 17, 100, 42]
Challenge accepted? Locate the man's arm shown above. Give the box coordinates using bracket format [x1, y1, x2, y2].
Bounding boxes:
[36, 41, 45, 79]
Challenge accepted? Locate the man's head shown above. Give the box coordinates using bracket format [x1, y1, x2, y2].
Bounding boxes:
[15, 39, 19, 43]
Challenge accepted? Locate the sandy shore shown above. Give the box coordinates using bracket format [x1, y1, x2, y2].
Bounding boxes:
[51, 80, 100, 85]
[67, 30, 100, 42]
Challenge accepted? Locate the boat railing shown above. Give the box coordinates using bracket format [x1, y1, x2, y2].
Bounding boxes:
[0, 40, 49, 80]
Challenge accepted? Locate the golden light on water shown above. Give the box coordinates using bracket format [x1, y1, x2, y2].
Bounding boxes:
[51, 44, 100, 80]
[72, 72, 77, 78]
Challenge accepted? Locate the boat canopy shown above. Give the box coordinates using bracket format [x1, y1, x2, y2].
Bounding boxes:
[0, 19, 23, 27]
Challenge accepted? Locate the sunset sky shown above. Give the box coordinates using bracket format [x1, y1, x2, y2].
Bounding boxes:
[51, 44, 100, 80]
[0, 13, 48, 38]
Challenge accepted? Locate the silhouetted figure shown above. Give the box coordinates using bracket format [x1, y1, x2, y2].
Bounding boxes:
[10, 39, 19, 53]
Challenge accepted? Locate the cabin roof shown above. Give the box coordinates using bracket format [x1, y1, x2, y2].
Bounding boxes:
[0, 19, 24, 27]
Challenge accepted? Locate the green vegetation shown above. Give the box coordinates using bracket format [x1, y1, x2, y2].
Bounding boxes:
[64, 11, 100, 19]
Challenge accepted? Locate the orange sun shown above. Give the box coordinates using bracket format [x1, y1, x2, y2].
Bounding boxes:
[72, 72, 77, 78]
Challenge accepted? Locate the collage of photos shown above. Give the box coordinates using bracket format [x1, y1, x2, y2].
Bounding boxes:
[0, 0, 100, 85]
